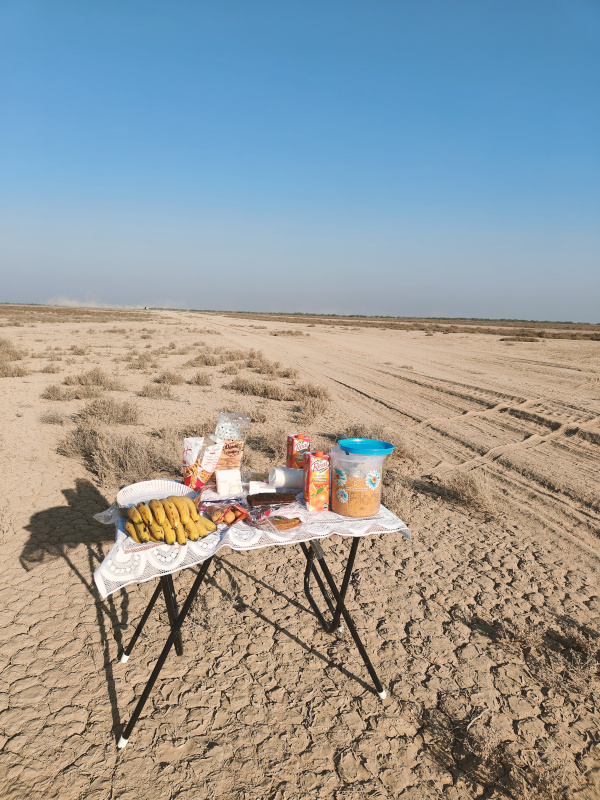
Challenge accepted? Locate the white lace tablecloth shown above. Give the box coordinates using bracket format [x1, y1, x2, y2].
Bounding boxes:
[93, 503, 411, 599]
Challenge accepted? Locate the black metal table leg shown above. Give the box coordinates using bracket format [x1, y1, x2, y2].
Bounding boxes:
[301, 538, 386, 699]
[301, 537, 359, 633]
[117, 557, 213, 749]
[119, 582, 162, 663]
[161, 574, 184, 656]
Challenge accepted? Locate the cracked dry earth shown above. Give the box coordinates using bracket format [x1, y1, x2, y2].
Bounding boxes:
[1, 308, 600, 799]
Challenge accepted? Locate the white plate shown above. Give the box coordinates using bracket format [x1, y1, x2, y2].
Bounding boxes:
[116, 479, 196, 509]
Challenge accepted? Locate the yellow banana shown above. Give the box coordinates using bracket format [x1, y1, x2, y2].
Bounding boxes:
[124, 520, 140, 543]
[149, 499, 166, 526]
[168, 496, 190, 525]
[180, 495, 200, 522]
[134, 522, 151, 543]
[183, 521, 198, 541]
[137, 502, 153, 526]
[160, 499, 180, 530]
[199, 514, 216, 532]
[148, 518, 165, 542]
[175, 525, 188, 546]
[162, 516, 176, 545]
[127, 505, 143, 525]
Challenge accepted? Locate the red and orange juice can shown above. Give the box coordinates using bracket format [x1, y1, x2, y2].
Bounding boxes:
[303, 451, 330, 512]
[286, 434, 311, 470]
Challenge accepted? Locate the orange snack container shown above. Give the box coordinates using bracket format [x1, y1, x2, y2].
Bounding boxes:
[303, 451, 330, 512]
[286, 434, 311, 470]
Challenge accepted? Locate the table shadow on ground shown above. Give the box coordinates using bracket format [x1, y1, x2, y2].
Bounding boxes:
[207, 556, 378, 696]
[21, 477, 130, 738]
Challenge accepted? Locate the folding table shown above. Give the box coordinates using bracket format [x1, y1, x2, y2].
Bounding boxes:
[93, 503, 410, 749]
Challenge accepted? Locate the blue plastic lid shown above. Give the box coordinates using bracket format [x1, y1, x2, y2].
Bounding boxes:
[337, 438, 395, 456]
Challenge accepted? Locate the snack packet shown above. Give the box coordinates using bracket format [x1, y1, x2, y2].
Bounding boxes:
[214, 412, 251, 471]
[210, 503, 250, 526]
[183, 435, 225, 491]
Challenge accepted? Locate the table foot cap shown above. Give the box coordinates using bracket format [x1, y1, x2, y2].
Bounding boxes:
[378, 690, 387, 700]
[120, 653, 130, 663]
[117, 736, 129, 749]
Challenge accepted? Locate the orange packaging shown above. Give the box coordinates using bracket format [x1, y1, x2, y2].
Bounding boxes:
[303, 451, 330, 512]
[286, 434, 311, 470]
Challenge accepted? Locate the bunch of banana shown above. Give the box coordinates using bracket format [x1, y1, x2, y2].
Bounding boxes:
[124, 495, 216, 545]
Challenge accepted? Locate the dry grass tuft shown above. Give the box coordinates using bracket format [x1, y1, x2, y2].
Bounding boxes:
[64, 367, 123, 390]
[138, 383, 174, 399]
[270, 329, 308, 337]
[381, 481, 413, 521]
[297, 382, 330, 400]
[0, 337, 25, 361]
[434, 469, 495, 514]
[41, 383, 100, 400]
[297, 395, 328, 423]
[78, 397, 140, 425]
[221, 363, 239, 375]
[227, 375, 291, 401]
[40, 364, 60, 374]
[0, 362, 28, 377]
[40, 411, 66, 425]
[246, 427, 288, 463]
[189, 372, 211, 386]
[155, 370, 184, 385]
[186, 352, 219, 367]
[58, 424, 180, 485]
[0, 336, 28, 376]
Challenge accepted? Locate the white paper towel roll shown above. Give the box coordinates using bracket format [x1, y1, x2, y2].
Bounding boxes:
[269, 467, 304, 489]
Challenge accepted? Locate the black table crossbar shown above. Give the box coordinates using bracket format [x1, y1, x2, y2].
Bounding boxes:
[117, 538, 385, 749]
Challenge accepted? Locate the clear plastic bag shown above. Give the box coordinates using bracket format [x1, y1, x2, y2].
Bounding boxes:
[214, 411, 251, 471]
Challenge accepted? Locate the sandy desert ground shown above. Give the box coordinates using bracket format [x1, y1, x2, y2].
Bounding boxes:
[1, 305, 599, 800]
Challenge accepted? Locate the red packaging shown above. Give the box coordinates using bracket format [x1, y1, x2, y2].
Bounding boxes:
[286, 434, 311, 470]
[303, 451, 330, 512]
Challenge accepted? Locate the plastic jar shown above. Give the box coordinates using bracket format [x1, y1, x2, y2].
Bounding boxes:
[330, 445, 386, 517]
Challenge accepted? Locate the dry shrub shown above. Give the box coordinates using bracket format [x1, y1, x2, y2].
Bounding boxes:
[435, 469, 495, 514]
[250, 408, 267, 423]
[79, 397, 140, 425]
[227, 375, 291, 401]
[186, 353, 219, 367]
[247, 426, 288, 463]
[222, 348, 248, 361]
[40, 411, 66, 425]
[270, 329, 307, 337]
[58, 424, 180, 485]
[140, 333, 152, 339]
[221, 363, 238, 375]
[297, 395, 328, 423]
[0, 337, 27, 375]
[0, 337, 25, 361]
[0, 362, 28, 377]
[278, 366, 299, 379]
[41, 383, 100, 400]
[138, 383, 173, 399]
[127, 353, 157, 370]
[189, 372, 211, 386]
[40, 364, 60, 374]
[381, 481, 413, 521]
[297, 382, 330, 400]
[64, 367, 123, 390]
[70, 345, 88, 355]
[155, 370, 184, 385]
[501, 336, 539, 343]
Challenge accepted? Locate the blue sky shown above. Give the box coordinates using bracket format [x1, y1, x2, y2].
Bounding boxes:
[1, 1, 599, 321]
